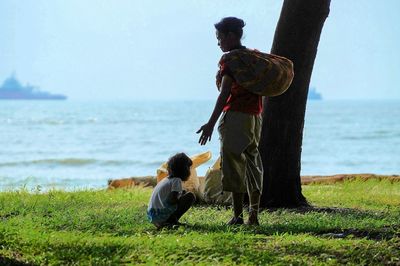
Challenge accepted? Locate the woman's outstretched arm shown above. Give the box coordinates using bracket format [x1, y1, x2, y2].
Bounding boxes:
[197, 75, 233, 145]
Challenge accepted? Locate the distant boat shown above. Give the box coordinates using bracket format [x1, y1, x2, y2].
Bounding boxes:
[308, 87, 322, 100]
[0, 73, 67, 100]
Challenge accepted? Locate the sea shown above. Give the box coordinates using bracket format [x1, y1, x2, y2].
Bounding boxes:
[1, 100, 399, 191]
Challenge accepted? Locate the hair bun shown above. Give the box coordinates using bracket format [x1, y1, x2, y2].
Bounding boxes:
[214, 17, 246, 38]
[237, 18, 245, 28]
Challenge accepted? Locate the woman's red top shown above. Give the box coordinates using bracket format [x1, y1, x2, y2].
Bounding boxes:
[216, 47, 263, 115]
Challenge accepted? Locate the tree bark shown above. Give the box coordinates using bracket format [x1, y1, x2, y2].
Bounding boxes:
[259, 0, 331, 208]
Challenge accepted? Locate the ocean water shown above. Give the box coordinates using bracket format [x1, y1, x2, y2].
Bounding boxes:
[1, 100, 399, 191]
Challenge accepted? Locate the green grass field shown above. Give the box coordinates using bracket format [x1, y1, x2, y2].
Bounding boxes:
[1, 179, 399, 265]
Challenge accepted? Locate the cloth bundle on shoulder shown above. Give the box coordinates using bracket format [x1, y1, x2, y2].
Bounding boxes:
[219, 49, 294, 97]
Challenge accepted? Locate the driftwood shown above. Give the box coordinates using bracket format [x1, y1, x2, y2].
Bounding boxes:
[107, 176, 156, 189]
[301, 174, 400, 185]
[108, 174, 400, 190]
[107, 173, 399, 205]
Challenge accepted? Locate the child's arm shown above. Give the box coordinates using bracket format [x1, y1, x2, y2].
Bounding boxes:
[166, 191, 180, 205]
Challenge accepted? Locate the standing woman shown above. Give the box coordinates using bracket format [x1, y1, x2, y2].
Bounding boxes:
[197, 17, 263, 225]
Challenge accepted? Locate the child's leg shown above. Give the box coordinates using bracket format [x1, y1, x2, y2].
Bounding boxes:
[166, 192, 195, 223]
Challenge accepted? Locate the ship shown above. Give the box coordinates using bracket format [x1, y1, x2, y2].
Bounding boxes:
[0, 73, 67, 100]
[308, 87, 322, 100]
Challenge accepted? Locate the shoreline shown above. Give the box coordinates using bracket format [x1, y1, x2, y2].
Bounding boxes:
[107, 173, 400, 191]
[300, 173, 400, 185]
[1, 174, 398, 193]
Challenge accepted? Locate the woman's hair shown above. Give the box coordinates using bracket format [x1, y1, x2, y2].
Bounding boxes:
[214, 17, 245, 38]
[167, 152, 193, 181]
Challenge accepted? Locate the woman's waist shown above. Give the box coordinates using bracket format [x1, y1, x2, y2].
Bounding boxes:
[223, 97, 262, 114]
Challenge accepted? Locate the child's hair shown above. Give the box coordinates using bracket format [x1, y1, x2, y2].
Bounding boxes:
[167, 152, 193, 181]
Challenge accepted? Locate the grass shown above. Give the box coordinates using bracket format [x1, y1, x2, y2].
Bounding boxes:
[0, 179, 399, 265]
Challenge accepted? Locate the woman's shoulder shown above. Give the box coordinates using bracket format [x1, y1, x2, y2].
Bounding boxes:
[220, 48, 257, 63]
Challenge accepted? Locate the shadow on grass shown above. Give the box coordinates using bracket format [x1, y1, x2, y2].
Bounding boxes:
[0, 211, 21, 221]
[0, 256, 31, 266]
[264, 206, 383, 215]
[266, 206, 400, 240]
[316, 226, 400, 240]
[169, 206, 400, 241]
[57, 204, 397, 241]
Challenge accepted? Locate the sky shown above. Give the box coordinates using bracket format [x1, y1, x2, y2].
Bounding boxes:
[1, 0, 399, 100]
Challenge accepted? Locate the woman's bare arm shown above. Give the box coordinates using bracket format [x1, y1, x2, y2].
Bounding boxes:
[197, 75, 233, 145]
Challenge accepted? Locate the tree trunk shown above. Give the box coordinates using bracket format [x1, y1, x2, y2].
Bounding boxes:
[259, 0, 331, 208]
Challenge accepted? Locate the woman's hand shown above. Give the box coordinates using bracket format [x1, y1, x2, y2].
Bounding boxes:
[196, 123, 214, 145]
[196, 75, 232, 146]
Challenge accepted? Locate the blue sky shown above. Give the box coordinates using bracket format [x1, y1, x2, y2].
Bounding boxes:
[1, 0, 399, 100]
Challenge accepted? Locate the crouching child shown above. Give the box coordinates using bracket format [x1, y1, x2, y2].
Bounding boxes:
[147, 152, 196, 228]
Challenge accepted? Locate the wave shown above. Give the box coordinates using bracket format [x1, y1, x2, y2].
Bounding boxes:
[341, 132, 400, 140]
[0, 158, 161, 167]
[0, 117, 165, 126]
[0, 118, 100, 126]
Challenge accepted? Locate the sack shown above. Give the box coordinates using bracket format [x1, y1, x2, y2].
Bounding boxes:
[203, 169, 232, 205]
[203, 157, 232, 205]
[219, 49, 294, 97]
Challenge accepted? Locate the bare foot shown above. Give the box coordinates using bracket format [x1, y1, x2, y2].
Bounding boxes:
[227, 216, 244, 225]
[246, 212, 260, 226]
